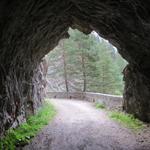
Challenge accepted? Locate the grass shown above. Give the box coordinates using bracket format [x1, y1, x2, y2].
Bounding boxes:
[95, 102, 105, 109]
[0, 99, 56, 150]
[109, 111, 144, 130]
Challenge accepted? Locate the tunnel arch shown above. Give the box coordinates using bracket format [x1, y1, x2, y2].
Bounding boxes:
[0, 0, 150, 136]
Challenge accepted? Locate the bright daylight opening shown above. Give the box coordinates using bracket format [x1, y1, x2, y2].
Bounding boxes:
[46, 28, 127, 95]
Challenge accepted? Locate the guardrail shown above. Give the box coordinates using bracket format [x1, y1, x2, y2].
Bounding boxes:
[47, 92, 123, 110]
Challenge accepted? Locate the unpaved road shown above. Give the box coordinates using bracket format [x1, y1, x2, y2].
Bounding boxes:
[23, 99, 150, 150]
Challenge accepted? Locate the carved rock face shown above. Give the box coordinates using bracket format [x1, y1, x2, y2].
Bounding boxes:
[0, 0, 150, 135]
[123, 65, 150, 122]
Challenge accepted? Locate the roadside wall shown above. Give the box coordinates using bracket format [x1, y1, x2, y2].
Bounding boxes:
[47, 92, 123, 110]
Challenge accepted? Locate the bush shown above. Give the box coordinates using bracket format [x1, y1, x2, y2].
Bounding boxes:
[95, 102, 105, 109]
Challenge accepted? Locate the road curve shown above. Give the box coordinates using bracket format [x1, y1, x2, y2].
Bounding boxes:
[23, 99, 149, 150]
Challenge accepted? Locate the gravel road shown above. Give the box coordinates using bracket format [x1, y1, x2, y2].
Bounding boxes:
[23, 99, 150, 150]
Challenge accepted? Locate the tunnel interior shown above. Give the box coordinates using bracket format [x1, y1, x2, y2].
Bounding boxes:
[0, 0, 150, 136]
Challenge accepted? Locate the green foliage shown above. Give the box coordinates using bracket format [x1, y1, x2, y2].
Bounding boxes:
[109, 111, 144, 130]
[95, 102, 105, 109]
[0, 100, 56, 150]
[47, 28, 127, 94]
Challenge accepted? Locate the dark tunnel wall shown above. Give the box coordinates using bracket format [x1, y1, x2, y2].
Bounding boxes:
[0, 0, 150, 136]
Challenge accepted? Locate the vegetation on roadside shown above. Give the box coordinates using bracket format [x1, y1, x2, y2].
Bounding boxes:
[94, 101, 143, 131]
[109, 111, 144, 130]
[95, 102, 105, 109]
[0, 100, 56, 150]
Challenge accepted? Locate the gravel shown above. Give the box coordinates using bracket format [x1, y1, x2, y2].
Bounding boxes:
[23, 99, 150, 150]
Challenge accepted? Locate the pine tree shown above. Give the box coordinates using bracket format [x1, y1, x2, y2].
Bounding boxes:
[47, 28, 127, 95]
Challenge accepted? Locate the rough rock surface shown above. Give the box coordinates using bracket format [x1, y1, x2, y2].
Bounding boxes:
[0, 58, 48, 136]
[0, 0, 150, 135]
[123, 65, 150, 122]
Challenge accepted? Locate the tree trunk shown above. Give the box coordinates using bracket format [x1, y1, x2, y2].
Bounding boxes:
[81, 48, 87, 92]
[62, 41, 69, 92]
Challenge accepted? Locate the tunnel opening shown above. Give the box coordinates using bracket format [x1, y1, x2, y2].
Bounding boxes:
[0, 0, 150, 137]
[46, 28, 127, 96]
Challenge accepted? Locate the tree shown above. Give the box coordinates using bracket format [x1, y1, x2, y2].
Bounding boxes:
[61, 41, 69, 92]
[47, 28, 127, 95]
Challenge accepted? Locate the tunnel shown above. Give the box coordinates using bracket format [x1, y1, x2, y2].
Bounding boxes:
[0, 0, 150, 136]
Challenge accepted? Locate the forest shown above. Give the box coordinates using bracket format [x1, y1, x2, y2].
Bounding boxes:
[47, 29, 127, 95]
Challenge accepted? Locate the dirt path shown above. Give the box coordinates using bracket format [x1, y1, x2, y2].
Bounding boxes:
[23, 99, 150, 150]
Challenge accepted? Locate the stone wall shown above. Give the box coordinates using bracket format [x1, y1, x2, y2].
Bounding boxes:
[47, 92, 123, 110]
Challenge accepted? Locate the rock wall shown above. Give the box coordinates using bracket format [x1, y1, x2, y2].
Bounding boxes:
[0, 0, 70, 136]
[0, 59, 48, 136]
[123, 65, 150, 122]
[0, 0, 150, 136]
